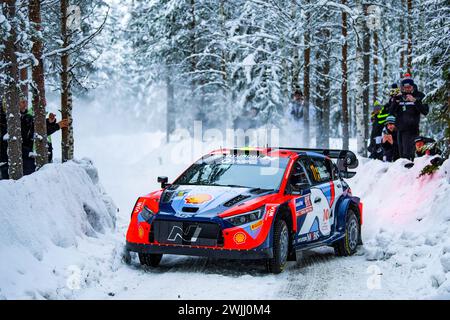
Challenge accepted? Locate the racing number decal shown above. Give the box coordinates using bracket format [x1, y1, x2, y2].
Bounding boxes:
[310, 164, 321, 182]
[320, 208, 331, 235]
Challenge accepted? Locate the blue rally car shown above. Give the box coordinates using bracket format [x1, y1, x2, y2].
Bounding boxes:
[126, 147, 363, 274]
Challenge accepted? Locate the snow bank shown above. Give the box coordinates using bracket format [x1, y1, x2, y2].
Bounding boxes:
[349, 156, 450, 298]
[0, 159, 117, 299]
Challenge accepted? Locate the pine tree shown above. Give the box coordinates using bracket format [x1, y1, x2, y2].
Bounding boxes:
[29, 0, 48, 170]
[2, 0, 23, 180]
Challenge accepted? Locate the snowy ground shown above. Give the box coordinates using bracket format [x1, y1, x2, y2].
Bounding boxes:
[1, 102, 450, 300]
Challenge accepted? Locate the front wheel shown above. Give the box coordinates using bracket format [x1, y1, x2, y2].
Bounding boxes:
[266, 219, 289, 274]
[333, 210, 360, 257]
[138, 253, 163, 267]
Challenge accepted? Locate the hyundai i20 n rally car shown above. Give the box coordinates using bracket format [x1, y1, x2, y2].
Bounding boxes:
[126, 147, 363, 273]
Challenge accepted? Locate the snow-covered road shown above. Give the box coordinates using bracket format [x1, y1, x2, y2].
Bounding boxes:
[66, 113, 450, 299]
[2, 102, 450, 300]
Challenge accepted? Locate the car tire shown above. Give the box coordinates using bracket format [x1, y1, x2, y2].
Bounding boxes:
[266, 219, 289, 274]
[138, 253, 163, 267]
[334, 209, 360, 257]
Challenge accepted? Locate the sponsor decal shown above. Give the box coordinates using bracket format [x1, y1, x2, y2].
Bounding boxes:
[265, 205, 277, 220]
[297, 231, 320, 243]
[133, 201, 143, 215]
[233, 232, 246, 244]
[295, 194, 313, 216]
[250, 220, 263, 231]
[185, 194, 213, 205]
[176, 191, 188, 197]
[167, 225, 202, 242]
[138, 225, 145, 239]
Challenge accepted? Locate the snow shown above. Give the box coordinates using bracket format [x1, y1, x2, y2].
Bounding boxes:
[1, 119, 450, 299]
[0, 159, 117, 299]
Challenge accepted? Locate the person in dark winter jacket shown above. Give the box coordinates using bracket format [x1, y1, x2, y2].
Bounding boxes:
[19, 100, 37, 175]
[288, 90, 304, 122]
[0, 99, 68, 179]
[46, 112, 66, 162]
[414, 136, 442, 157]
[381, 115, 400, 162]
[369, 100, 391, 160]
[389, 78, 429, 160]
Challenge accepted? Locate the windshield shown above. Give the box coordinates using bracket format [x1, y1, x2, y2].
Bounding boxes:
[173, 154, 289, 190]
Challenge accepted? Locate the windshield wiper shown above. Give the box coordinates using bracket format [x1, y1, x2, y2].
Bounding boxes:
[249, 187, 275, 193]
[223, 184, 251, 188]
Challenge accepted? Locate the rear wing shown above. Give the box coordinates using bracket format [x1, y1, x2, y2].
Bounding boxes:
[272, 147, 359, 178]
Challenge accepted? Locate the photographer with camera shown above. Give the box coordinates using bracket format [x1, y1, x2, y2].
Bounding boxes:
[389, 77, 429, 161]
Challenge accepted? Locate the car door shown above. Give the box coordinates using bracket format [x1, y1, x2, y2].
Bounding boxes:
[301, 157, 335, 239]
[287, 158, 323, 245]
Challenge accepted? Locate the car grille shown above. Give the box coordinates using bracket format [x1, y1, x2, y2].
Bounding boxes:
[151, 219, 223, 247]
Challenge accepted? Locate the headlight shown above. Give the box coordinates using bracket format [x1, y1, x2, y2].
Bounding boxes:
[140, 205, 155, 221]
[224, 208, 263, 226]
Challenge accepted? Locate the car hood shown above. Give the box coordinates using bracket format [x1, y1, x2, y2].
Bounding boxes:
[157, 185, 269, 219]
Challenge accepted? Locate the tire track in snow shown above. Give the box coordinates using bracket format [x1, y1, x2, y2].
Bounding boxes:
[277, 248, 342, 299]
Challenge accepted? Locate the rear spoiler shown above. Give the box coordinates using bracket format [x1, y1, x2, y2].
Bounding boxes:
[272, 147, 359, 178]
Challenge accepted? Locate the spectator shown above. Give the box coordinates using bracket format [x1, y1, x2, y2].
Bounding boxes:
[0, 98, 69, 179]
[414, 136, 442, 157]
[287, 90, 304, 123]
[389, 77, 429, 160]
[381, 116, 400, 162]
[368, 100, 388, 160]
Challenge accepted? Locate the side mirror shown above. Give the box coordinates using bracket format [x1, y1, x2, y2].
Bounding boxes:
[157, 176, 169, 188]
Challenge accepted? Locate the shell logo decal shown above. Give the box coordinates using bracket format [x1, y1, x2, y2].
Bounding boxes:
[233, 232, 246, 244]
[185, 194, 213, 204]
[138, 225, 145, 239]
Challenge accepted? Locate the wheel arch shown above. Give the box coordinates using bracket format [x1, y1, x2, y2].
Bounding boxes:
[335, 196, 362, 233]
[272, 202, 296, 257]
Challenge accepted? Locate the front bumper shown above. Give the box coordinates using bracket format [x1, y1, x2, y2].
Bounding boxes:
[126, 241, 273, 260]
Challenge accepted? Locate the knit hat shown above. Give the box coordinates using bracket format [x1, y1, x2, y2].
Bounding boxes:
[385, 115, 396, 125]
[391, 83, 399, 89]
[414, 136, 435, 144]
[402, 73, 412, 79]
[401, 78, 414, 87]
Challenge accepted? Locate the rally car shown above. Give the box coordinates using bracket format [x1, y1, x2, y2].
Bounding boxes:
[126, 147, 363, 274]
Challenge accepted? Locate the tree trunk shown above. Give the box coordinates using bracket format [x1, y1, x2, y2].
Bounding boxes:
[20, 67, 28, 100]
[303, 2, 311, 147]
[341, 0, 349, 150]
[291, 0, 299, 93]
[166, 70, 175, 143]
[4, 0, 23, 179]
[219, 0, 230, 128]
[315, 48, 323, 148]
[29, 0, 48, 170]
[399, 0, 405, 77]
[406, 0, 413, 73]
[355, 1, 367, 156]
[323, 54, 330, 149]
[373, 30, 379, 102]
[362, 4, 371, 146]
[60, 0, 74, 162]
